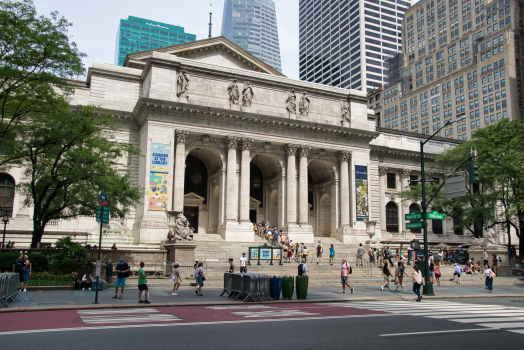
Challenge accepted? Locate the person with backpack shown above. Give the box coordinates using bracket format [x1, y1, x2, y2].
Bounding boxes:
[302, 245, 309, 263]
[453, 263, 463, 284]
[394, 261, 408, 292]
[298, 258, 308, 277]
[480, 263, 495, 293]
[316, 241, 323, 265]
[380, 261, 392, 291]
[340, 258, 354, 294]
[12, 253, 28, 292]
[113, 258, 130, 299]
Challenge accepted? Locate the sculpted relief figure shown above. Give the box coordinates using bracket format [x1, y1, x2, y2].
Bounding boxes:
[167, 213, 193, 242]
[299, 91, 310, 118]
[286, 89, 296, 115]
[242, 81, 254, 107]
[228, 79, 240, 105]
[176, 70, 190, 97]
[341, 98, 351, 123]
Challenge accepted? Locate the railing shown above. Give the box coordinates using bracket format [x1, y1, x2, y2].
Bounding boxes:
[0, 273, 25, 308]
[152, 261, 207, 278]
[195, 251, 246, 263]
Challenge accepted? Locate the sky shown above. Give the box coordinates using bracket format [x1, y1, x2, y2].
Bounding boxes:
[32, 0, 300, 79]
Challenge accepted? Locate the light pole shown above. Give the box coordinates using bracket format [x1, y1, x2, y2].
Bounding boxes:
[2, 211, 9, 249]
[419, 114, 466, 296]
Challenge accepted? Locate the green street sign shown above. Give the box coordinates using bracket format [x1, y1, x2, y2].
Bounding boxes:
[96, 206, 110, 223]
[405, 212, 422, 220]
[406, 222, 423, 229]
[427, 211, 445, 220]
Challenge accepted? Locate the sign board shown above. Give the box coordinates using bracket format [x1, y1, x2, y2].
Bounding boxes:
[149, 143, 170, 211]
[355, 165, 369, 221]
[260, 248, 272, 260]
[427, 211, 445, 220]
[96, 206, 110, 223]
[99, 191, 107, 206]
[95, 260, 101, 277]
[445, 175, 466, 199]
[405, 212, 422, 220]
[406, 222, 424, 229]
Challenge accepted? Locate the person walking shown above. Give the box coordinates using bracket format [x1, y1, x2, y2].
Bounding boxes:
[429, 260, 435, 285]
[340, 258, 354, 294]
[329, 244, 335, 266]
[480, 264, 495, 293]
[356, 244, 365, 266]
[287, 245, 293, 263]
[316, 241, 323, 265]
[483, 249, 489, 266]
[138, 262, 150, 304]
[170, 262, 182, 295]
[12, 253, 27, 292]
[453, 263, 463, 284]
[240, 253, 247, 273]
[369, 247, 375, 266]
[395, 261, 407, 292]
[113, 258, 130, 299]
[194, 261, 206, 296]
[412, 264, 423, 301]
[434, 263, 441, 286]
[227, 258, 235, 273]
[298, 258, 308, 276]
[20, 254, 31, 293]
[438, 248, 444, 266]
[491, 254, 499, 276]
[380, 261, 392, 291]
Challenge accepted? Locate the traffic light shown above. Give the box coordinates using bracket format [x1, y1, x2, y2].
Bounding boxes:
[468, 162, 479, 183]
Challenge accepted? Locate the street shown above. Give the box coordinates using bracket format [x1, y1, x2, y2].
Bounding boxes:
[1, 298, 524, 349]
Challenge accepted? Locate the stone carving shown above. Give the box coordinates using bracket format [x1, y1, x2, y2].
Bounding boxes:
[176, 70, 190, 97]
[240, 137, 253, 150]
[318, 149, 326, 156]
[299, 145, 311, 157]
[379, 166, 388, 176]
[228, 79, 240, 105]
[338, 150, 351, 161]
[167, 213, 193, 242]
[264, 142, 271, 150]
[286, 89, 297, 115]
[286, 144, 299, 155]
[242, 81, 254, 107]
[341, 98, 351, 123]
[401, 169, 412, 178]
[175, 130, 189, 144]
[470, 228, 500, 248]
[202, 135, 210, 143]
[226, 136, 238, 148]
[299, 91, 310, 118]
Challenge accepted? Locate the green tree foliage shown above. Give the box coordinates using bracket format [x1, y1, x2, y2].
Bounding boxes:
[0, 251, 49, 272]
[51, 236, 87, 274]
[0, 0, 85, 152]
[7, 106, 142, 247]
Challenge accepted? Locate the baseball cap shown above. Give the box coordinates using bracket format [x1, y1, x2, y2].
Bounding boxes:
[195, 259, 199, 262]
[174, 262, 179, 267]
[119, 258, 124, 263]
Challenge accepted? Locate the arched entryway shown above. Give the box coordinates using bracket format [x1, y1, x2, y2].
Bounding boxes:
[386, 201, 399, 233]
[308, 159, 337, 237]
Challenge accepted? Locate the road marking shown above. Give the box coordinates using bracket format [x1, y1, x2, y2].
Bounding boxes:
[78, 308, 179, 324]
[380, 328, 500, 337]
[232, 310, 320, 318]
[78, 308, 160, 315]
[206, 305, 278, 310]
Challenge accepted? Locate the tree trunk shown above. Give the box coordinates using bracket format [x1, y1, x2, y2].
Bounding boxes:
[518, 210, 524, 256]
[507, 221, 512, 248]
[31, 218, 44, 248]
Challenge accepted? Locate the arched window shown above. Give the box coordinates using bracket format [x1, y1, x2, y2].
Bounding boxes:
[432, 207, 443, 234]
[386, 202, 399, 233]
[452, 207, 464, 235]
[408, 203, 422, 233]
[0, 174, 15, 217]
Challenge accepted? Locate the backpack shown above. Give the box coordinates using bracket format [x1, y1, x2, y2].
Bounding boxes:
[194, 268, 200, 278]
[317, 244, 322, 252]
[298, 263, 304, 276]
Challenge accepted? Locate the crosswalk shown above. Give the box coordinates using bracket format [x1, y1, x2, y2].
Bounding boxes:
[78, 308, 180, 324]
[320, 301, 524, 336]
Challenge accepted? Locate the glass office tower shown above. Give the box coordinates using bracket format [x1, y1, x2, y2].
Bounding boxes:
[221, 0, 282, 72]
[115, 16, 196, 66]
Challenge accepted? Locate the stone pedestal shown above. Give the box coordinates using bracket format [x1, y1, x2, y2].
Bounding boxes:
[332, 226, 368, 244]
[284, 224, 314, 244]
[468, 246, 509, 272]
[162, 241, 197, 263]
[219, 222, 254, 242]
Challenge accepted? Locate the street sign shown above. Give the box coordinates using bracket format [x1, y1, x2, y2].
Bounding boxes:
[445, 175, 466, 199]
[99, 191, 107, 206]
[406, 222, 424, 229]
[96, 206, 110, 223]
[405, 212, 422, 220]
[427, 211, 445, 220]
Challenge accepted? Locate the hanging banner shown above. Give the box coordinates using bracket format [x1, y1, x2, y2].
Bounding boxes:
[355, 165, 369, 221]
[149, 143, 170, 211]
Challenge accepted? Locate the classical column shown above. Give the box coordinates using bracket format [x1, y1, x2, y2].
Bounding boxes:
[173, 130, 188, 212]
[378, 166, 388, 231]
[338, 151, 351, 227]
[298, 146, 311, 225]
[239, 137, 252, 223]
[225, 136, 239, 222]
[285, 144, 299, 225]
[400, 169, 411, 232]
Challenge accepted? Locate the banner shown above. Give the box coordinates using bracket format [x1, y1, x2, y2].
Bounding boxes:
[355, 165, 369, 221]
[149, 143, 170, 211]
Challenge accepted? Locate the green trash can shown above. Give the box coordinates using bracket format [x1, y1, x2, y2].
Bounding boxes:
[281, 276, 294, 299]
[295, 276, 309, 299]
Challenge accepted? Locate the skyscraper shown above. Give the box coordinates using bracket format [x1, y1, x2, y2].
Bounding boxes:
[299, 0, 412, 92]
[115, 16, 196, 66]
[221, 0, 282, 72]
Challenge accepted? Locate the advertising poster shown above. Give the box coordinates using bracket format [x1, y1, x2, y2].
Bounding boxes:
[250, 248, 259, 260]
[355, 165, 369, 221]
[260, 248, 272, 260]
[272, 249, 281, 260]
[149, 143, 170, 211]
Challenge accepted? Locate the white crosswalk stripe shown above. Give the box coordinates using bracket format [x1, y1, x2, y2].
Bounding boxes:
[78, 308, 180, 324]
[320, 301, 524, 336]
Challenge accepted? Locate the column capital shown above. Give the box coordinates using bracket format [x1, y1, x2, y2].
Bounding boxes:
[175, 130, 189, 144]
[379, 166, 388, 176]
[402, 168, 412, 178]
[286, 144, 299, 155]
[226, 136, 239, 149]
[338, 150, 351, 161]
[239, 137, 253, 150]
[299, 145, 311, 157]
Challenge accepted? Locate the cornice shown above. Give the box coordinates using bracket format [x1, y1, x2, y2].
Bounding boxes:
[86, 67, 142, 86]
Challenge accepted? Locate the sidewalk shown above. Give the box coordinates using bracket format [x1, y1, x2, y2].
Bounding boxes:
[2, 282, 523, 313]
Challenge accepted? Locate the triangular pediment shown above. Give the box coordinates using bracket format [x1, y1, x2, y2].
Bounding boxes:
[125, 36, 284, 76]
[184, 192, 205, 201]
[250, 197, 262, 206]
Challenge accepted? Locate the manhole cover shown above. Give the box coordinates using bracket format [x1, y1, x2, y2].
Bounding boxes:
[36, 302, 69, 306]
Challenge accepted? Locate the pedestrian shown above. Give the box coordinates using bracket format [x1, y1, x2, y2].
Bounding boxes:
[357, 243, 365, 266]
[170, 262, 182, 295]
[81, 272, 93, 290]
[434, 263, 441, 286]
[240, 252, 247, 273]
[302, 246, 309, 263]
[412, 264, 423, 301]
[227, 258, 235, 273]
[329, 244, 335, 266]
[12, 253, 27, 292]
[369, 247, 375, 265]
[395, 248, 400, 262]
[111, 243, 118, 250]
[480, 264, 495, 293]
[193, 259, 199, 273]
[298, 258, 308, 276]
[138, 262, 150, 304]
[395, 261, 407, 292]
[287, 245, 293, 263]
[316, 240, 323, 265]
[280, 231, 286, 246]
[113, 258, 130, 299]
[438, 248, 444, 266]
[483, 249, 489, 266]
[453, 263, 462, 284]
[194, 261, 206, 296]
[429, 260, 435, 285]
[296, 243, 302, 262]
[340, 258, 354, 294]
[380, 261, 392, 291]
[491, 254, 499, 276]
[20, 254, 31, 293]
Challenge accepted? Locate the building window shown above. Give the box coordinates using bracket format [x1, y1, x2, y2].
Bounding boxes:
[408, 203, 422, 234]
[386, 202, 399, 233]
[0, 174, 15, 218]
[432, 207, 443, 234]
[387, 173, 396, 189]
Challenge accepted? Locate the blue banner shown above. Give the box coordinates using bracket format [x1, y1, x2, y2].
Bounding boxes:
[355, 165, 369, 221]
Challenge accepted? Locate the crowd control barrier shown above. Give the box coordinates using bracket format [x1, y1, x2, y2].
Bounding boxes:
[220, 273, 271, 302]
[0, 273, 25, 308]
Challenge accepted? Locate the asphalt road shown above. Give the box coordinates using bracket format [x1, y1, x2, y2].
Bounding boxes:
[1, 298, 524, 349]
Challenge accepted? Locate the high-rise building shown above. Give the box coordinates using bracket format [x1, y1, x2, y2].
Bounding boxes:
[368, 0, 522, 141]
[114, 16, 196, 66]
[299, 0, 412, 92]
[221, 0, 282, 72]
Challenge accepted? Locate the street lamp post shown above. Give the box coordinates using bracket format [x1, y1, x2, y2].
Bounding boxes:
[2, 212, 9, 249]
[419, 115, 466, 296]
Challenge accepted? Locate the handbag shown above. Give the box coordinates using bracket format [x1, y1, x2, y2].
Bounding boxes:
[490, 271, 496, 278]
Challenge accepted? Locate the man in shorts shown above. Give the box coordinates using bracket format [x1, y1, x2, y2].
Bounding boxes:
[138, 262, 150, 304]
[356, 243, 365, 266]
[316, 241, 323, 265]
[340, 258, 354, 294]
[240, 252, 247, 273]
[113, 258, 130, 299]
[453, 263, 462, 284]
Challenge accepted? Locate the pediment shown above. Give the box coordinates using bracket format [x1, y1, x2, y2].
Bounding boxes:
[184, 192, 205, 201]
[125, 36, 284, 76]
[250, 197, 262, 206]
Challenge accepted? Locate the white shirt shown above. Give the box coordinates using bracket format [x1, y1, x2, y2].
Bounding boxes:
[240, 256, 247, 267]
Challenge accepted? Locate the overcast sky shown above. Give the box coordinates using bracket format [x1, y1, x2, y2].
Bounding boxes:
[32, 0, 300, 79]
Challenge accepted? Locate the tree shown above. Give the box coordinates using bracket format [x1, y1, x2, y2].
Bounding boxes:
[51, 236, 87, 274]
[0, 0, 85, 152]
[9, 106, 142, 247]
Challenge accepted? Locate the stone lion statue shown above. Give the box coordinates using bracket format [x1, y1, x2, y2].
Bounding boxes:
[470, 228, 499, 248]
[167, 213, 193, 242]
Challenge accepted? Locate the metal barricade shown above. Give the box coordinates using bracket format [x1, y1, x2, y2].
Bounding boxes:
[0, 273, 24, 308]
[220, 273, 270, 302]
